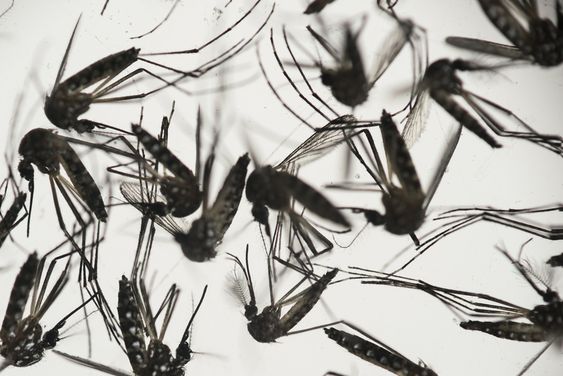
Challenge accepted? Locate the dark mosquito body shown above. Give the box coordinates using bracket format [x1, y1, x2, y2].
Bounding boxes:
[121, 150, 249, 262]
[229, 246, 338, 343]
[334, 109, 460, 246]
[346, 246, 563, 374]
[46, 1, 275, 134]
[55, 275, 208, 376]
[324, 323, 437, 376]
[303, 13, 425, 109]
[0, 251, 95, 370]
[176, 152, 250, 262]
[446, 0, 563, 67]
[18, 128, 108, 222]
[270, 11, 426, 113]
[396, 204, 563, 273]
[413, 58, 563, 153]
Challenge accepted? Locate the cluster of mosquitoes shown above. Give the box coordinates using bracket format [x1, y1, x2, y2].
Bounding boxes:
[1, 0, 562, 375]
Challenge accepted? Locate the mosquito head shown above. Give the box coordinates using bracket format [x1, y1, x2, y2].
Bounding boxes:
[175, 342, 193, 367]
[41, 322, 64, 350]
[363, 209, 385, 226]
[17, 159, 34, 184]
[44, 92, 91, 131]
[244, 303, 258, 320]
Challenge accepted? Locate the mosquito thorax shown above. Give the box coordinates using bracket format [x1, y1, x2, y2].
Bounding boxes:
[321, 68, 368, 107]
[424, 59, 461, 94]
[44, 93, 92, 132]
[529, 20, 563, 66]
[245, 168, 271, 204]
[528, 301, 563, 333]
[381, 189, 425, 234]
[18, 129, 62, 175]
[159, 176, 202, 217]
[1, 316, 44, 367]
[247, 306, 281, 343]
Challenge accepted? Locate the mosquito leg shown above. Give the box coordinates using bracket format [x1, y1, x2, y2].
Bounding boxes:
[270, 29, 332, 122]
[282, 27, 340, 118]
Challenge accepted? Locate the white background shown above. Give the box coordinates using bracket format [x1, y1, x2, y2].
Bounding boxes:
[0, 0, 562, 375]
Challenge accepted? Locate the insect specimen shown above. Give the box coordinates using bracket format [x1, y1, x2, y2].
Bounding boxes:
[324, 322, 437, 376]
[446, 0, 563, 67]
[55, 275, 208, 376]
[0, 250, 96, 370]
[405, 58, 563, 153]
[229, 245, 338, 343]
[17, 128, 111, 277]
[348, 245, 563, 375]
[45, 0, 275, 134]
[333, 108, 460, 247]
[128, 110, 203, 218]
[395, 204, 563, 273]
[121, 111, 250, 262]
[273, 10, 426, 112]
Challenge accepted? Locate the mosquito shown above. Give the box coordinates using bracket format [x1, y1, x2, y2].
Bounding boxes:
[17, 127, 118, 280]
[394, 204, 563, 273]
[121, 115, 250, 262]
[324, 322, 437, 376]
[404, 58, 563, 154]
[124, 105, 203, 218]
[45, 0, 275, 134]
[329, 108, 460, 248]
[446, 0, 563, 67]
[228, 245, 338, 343]
[290, 9, 426, 110]
[0, 250, 97, 371]
[55, 275, 208, 376]
[347, 245, 563, 375]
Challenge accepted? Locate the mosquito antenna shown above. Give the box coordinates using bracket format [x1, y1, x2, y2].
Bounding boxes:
[179, 285, 208, 345]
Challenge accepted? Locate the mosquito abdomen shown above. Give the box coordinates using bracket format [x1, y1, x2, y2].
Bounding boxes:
[0, 193, 26, 248]
[324, 328, 437, 376]
[59, 145, 108, 221]
[477, 0, 531, 53]
[460, 320, 547, 342]
[280, 268, 338, 333]
[59, 48, 140, 95]
[117, 276, 148, 374]
[430, 90, 501, 148]
[0, 253, 38, 342]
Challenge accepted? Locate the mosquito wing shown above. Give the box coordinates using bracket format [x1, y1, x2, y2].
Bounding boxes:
[275, 116, 360, 170]
[446, 36, 527, 59]
[120, 182, 187, 236]
[423, 123, 461, 210]
[53, 350, 132, 376]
